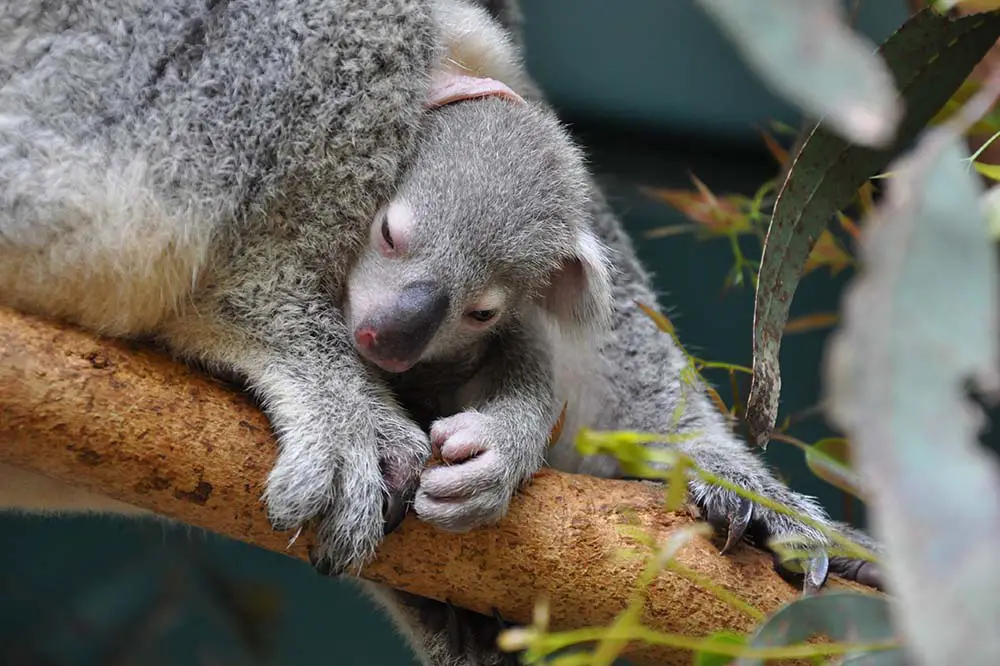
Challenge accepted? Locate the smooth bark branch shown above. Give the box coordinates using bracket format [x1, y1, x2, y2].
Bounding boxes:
[0, 306, 868, 665]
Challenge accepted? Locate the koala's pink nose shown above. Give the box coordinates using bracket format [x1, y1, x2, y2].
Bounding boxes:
[354, 328, 377, 350]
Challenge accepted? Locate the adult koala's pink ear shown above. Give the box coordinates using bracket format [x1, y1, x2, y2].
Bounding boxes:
[537, 229, 615, 334]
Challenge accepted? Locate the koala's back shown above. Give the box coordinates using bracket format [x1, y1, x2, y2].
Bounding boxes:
[0, 0, 437, 336]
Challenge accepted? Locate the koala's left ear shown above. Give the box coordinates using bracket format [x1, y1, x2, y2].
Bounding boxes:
[537, 229, 615, 334]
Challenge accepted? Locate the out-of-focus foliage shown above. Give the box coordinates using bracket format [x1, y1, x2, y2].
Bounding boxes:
[825, 94, 1000, 663]
[695, 0, 901, 147]
[734, 591, 904, 666]
[741, 7, 1000, 450]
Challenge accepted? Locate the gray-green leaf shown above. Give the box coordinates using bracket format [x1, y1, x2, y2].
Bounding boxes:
[744, 8, 1000, 448]
[695, 0, 901, 147]
[824, 123, 1000, 663]
[735, 590, 899, 666]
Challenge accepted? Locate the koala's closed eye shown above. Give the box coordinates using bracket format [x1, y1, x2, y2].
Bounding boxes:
[377, 202, 413, 257]
[465, 308, 497, 323]
[381, 215, 395, 250]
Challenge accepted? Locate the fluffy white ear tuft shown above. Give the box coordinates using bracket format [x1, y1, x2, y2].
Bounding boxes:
[537, 229, 614, 335]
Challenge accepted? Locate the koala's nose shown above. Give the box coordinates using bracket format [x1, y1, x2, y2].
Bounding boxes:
[355, 281, 449, 370]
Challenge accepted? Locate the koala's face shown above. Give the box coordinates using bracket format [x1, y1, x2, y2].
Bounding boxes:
[345, 99, 612, 374]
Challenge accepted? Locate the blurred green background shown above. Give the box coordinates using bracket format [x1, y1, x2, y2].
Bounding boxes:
[1, 2, 917, 665]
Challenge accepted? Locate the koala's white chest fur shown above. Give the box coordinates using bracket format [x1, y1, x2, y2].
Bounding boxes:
[0, 142, 210, 337]
[538, 318, 621, 479]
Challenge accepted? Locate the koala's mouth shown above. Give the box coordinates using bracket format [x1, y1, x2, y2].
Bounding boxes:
[363, 354, 416, 374]
[352, 334, 419, 373]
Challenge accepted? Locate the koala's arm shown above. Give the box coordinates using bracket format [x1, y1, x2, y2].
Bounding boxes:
[157, 240, 434, 574]
[585, 184, 882, 590]
[0, 0, 446, 574]
[412, 321, 557, 533]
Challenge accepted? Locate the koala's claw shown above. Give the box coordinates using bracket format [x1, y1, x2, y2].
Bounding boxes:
[442, 600, 521, 666]
[491, 607, 510, 631]
[309, 547, 346, 578]
[444, 599, 465, 656]
[770, 552, 830, 595]
[801, 554, 830, 595]
[718, 497, 754, 556]
[382, 488, 411, 535]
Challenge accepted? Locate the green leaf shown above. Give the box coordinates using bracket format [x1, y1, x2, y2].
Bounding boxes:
[744, 8, 1000, 448]
[974, 160, 1000, 180]
[735, 591, 899, 666]
[982, 184, 1000, 238]
[695, 631, 748, 666]
[824, 122, 1000, 661]
[695, 0, 900, 147]
[804, 437, 865, 499]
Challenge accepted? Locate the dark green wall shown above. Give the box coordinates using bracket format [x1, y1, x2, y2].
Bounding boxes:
[1, 2, 914, 664]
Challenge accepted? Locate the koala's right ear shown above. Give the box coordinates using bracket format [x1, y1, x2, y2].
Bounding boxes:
[537, 229, 615, 336]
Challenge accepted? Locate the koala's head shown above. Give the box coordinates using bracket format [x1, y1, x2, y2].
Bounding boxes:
[345, 95, 613, 374]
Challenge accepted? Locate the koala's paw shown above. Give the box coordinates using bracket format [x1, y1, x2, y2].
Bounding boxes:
[693, 482, 884, 594]
[440, 601, 521, 666]
[414, 411, 536, 532]
[265, 414, 430, 576]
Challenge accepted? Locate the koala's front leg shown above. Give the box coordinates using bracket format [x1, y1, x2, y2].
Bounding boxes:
[161, 263, 430, 574]
[598, 297, 883, 593]
[414, 322, 555, 532]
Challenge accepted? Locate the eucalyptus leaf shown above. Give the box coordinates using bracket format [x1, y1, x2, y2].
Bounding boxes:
[839, 649, 912, 666]
[695, 0, 900, 147]
[824, 123, 1000, 662]
[735, 591, 898, 666]
[694, 631, 748, 666]
[805, 437, 865, 499]
[744, 8, 1000, 447]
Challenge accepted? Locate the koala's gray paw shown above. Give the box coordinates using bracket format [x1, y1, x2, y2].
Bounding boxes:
[414, 411, 531, 532]
[694, 484, 884, 595]
[265, 414, 429, 575]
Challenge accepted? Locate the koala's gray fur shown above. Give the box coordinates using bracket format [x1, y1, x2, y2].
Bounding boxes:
[0, 2, 881, 666]
[0, 0, 442, 569]
[346, 4, 885, 666]
[347, 94, 617, 532]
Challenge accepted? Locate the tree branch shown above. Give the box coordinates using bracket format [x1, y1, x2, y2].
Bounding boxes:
[0, 306, 870, 665]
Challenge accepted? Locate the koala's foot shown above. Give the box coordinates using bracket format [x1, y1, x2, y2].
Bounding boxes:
[690, 479, 884, 594]
[441, 601, 521, 666]
[265, 410, 430, 576]
[415, 411, 544, 532]
[365, 584, 522, 666]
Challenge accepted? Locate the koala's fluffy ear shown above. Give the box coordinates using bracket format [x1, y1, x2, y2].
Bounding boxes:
[537, 229, 614, 334]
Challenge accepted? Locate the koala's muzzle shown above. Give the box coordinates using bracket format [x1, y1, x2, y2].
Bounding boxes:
[353, 280, 449, 372]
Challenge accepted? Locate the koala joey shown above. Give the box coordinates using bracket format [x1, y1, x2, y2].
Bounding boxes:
[0, 1, 881, 665]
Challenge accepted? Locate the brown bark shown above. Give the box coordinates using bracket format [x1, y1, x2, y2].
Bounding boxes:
[0, 306, 870, 665]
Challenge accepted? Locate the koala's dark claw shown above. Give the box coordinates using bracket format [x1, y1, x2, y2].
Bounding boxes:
[491, 608, 521, 666]
[382, 489, 410, 535]
[803, 554, 830, 595]
[719, 497, 754, 555]
[444, 599, 465, 656]
[308, 548, 346, 578]
[771, 551, 830, 595]
[491, 607, 510, 631]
